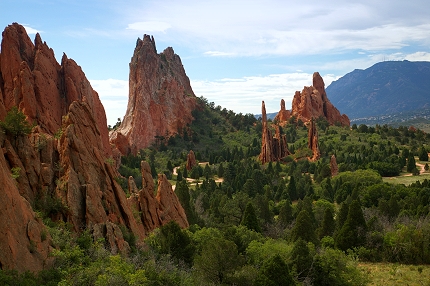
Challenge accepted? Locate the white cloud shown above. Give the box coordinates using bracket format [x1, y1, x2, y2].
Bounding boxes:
[405, 52, 430, 61]
[126, 21, 171, 33]
[89, 79, 128, 126]
[204, 51, 237, 57]
[22, 25, 40, 35]
[123, 0, 430, 57]
[191, 72, 339, 115]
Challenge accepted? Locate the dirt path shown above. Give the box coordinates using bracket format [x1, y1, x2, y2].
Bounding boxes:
[172, 162, 223, 190]
[403, 162, 426, 177]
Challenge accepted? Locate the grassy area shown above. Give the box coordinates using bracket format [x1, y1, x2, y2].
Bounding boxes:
[383, 173, 430, 185]
[359, 263, 430, 286]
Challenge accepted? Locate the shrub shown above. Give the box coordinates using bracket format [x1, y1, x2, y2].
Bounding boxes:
[0, 106, 32, 138]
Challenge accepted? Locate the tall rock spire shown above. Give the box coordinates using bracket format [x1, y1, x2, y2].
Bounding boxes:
[259, 101, 290, 164]
[110, 34, 197, 155]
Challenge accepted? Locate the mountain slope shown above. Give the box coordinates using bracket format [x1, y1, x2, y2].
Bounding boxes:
[326, 60, 430, 119]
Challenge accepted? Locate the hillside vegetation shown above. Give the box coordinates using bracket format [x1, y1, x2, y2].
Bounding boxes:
[2, 97, 430, 285]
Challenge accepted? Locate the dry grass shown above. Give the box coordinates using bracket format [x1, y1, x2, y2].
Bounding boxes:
[358, 263, 430, 286]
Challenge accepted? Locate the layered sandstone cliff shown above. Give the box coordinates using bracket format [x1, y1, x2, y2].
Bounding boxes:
[0, 23, 188, 271]
[275, 72, 350, 127]
[110, 35, 197, 155]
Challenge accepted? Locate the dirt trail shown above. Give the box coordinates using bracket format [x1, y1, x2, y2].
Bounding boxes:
[172, 162, 223, 190]
[403, 162, 426, 177]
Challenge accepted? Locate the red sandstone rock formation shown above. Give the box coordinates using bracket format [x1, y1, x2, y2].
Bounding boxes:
[259, 101, 290, 164]
[127, 161, 189, 236]
[274, 99, 291, 124]
[110, 35, 197, 155]
[0, 23, 111, 156]
[308, 118, 321, 161]
[186, 150, 197, 170]
[330, 154, 339, 177]
[0, 131, 53, 272]
[289, 72, 350, 126]
[0, 24, 189, 271]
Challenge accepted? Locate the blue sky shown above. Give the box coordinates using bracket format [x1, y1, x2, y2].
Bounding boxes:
[2, 0, 430, 125]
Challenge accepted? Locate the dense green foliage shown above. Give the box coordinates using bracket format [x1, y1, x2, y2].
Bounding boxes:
[5, 97, 430, 285]
[0, 106, 32, 138]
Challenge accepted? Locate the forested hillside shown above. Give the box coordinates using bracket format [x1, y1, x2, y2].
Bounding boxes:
[2, 96, 430, 285]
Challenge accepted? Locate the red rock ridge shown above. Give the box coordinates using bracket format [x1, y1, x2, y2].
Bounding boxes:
[0, 24, 189, 271]
[0, 23, 111, 156]
[276, 72, 350, 127]
[110, 35, 197, 155]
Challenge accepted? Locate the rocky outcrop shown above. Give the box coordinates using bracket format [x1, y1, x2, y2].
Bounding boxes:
[127, 161, 189, 236]
[186, 150, 197, 170]
[274, 99, 291, 124]
[0, 24, 189, 271]
[0, 23, 111, 156]
[110, 35, 197, 155]
[259, 101, 290, 164]
[330, 154, 338, 177]
[0, 131, 53, 272]
[286, 72, 349, 126]
[308, 118, 320, 161]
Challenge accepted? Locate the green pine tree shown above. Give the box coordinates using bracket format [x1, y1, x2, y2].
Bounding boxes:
[335, 200, 367, 251]
[287, 176, 297, 201]
[291, 238, 313, 279]
[318, 208, 335, 238]
[407, 155, 417, 173]
[241, 202, 261, 232]
[255, 254, 295, 286]
[291, 209, 317, 244]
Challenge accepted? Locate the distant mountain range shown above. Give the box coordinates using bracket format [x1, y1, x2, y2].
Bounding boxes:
[326, 60, 430, 120]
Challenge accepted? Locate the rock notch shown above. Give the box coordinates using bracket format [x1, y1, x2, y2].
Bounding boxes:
[259, 101, 290, 164]
[110, 35, 197, 155]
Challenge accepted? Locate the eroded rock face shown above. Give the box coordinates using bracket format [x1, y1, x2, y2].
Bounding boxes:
[308, 118, 320, 161]
[259, 101, 290, 164]
[0, 23, 111, 156]
[0, 24, 189, 271]
[289, 72, 350, 126]
[110, 35, 197, 155]
[127, 161, 189, 236]
[0, 132, 53, 272]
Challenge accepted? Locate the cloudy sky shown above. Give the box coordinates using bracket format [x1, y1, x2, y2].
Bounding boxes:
[2, 0, 430, 125]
